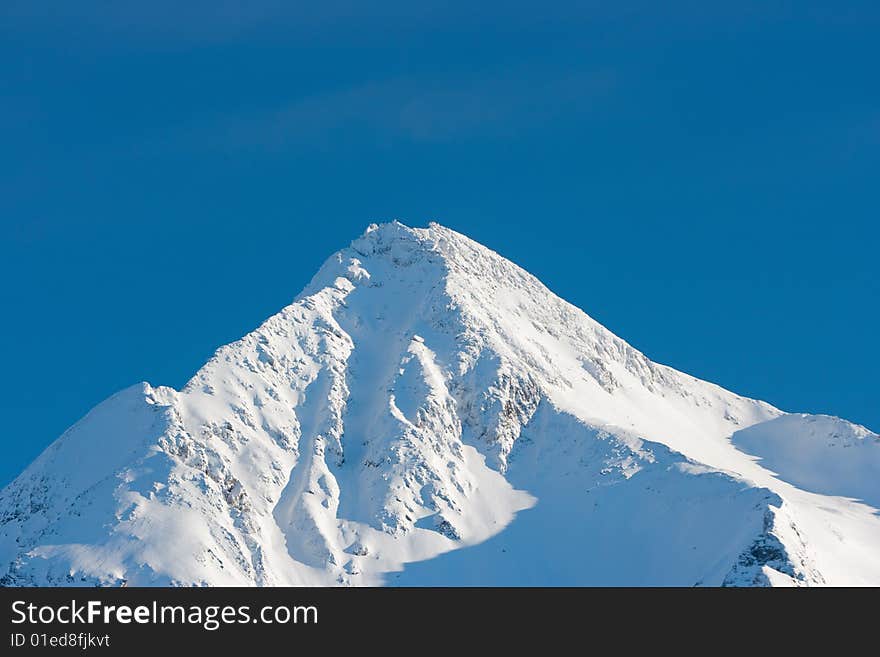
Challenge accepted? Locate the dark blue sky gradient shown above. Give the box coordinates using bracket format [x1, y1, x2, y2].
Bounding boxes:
[1, 2, 878, 486]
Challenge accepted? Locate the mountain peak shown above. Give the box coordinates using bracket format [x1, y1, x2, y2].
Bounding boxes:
[2, 223, 878, 587]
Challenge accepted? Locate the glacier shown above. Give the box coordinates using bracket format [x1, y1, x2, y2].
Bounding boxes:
[1, 221, 878, 586]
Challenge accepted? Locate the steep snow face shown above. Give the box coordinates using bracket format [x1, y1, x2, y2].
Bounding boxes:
[1, 222, 878, 586]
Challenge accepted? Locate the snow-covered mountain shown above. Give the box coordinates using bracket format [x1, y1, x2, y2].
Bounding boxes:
[2, 221, 878, 586]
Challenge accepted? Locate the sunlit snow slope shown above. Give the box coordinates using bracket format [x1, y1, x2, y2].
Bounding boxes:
[2, 222, 878, 586]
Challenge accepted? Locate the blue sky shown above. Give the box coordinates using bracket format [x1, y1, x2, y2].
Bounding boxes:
[1, 2, 877, 487]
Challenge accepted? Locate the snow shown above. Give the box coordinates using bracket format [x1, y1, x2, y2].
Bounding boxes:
[1, 221, 878, 586]
[731, 414, 880, 509]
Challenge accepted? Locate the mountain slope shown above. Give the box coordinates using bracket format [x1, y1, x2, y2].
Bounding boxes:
[2, 221, 878, 586]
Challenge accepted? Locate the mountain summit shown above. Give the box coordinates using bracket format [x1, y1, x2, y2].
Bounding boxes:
[2, 222, 878, 586]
